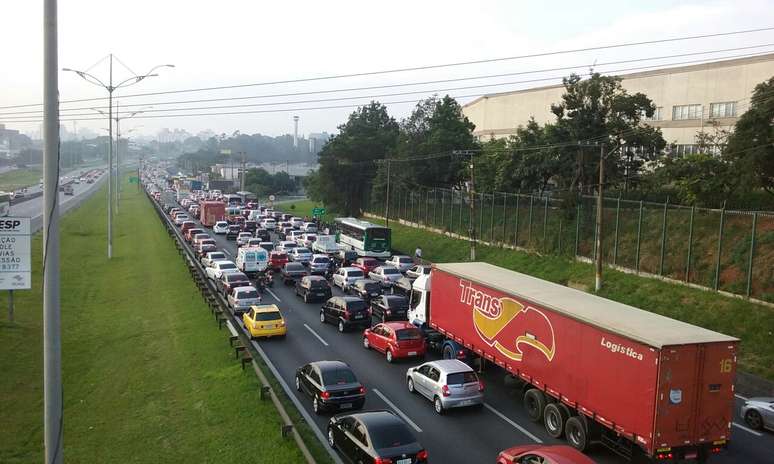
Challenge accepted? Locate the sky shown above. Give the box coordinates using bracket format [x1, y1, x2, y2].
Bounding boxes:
[1, 0, 773, 140]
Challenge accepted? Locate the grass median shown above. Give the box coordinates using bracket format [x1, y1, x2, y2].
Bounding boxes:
[0, 167, 41, 191]
[0, 183, 317, 463]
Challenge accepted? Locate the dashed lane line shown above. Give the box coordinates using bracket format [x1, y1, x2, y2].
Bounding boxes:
[373, 388, 422, 433]
[483, 403, 543, 443]
[303, 323, 329, 346]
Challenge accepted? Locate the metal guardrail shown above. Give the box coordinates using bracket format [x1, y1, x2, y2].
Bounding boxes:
[144, 187, 330, 464]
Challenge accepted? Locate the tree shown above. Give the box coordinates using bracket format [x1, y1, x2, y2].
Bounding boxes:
[725, 76, 774, 196]
[316, 102, 399, 215]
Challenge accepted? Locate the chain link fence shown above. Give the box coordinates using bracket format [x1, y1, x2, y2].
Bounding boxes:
[369, 186, 774, 303]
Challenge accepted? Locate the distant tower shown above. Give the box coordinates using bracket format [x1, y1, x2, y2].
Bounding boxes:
[293, 115, 299, 148]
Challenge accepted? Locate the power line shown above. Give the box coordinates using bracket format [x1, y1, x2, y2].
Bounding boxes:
[2, 26, 773, 110]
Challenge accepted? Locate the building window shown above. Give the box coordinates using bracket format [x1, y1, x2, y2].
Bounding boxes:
[642, 106, 663, 121]
[672, 144, 700, 157]
[710, 102, 736, 118]
[672, 104, 703, 120]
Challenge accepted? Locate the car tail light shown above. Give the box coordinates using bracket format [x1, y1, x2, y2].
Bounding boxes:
[710, 446, 723, 454]
[655, 452, 674, 460]
[374, 458, 393, 464]
[457, 349, 466, 359]
[478, 380, 485, 392]
[442, 385, 451, 397]
[358, 386, 366, 394]
[416, 449, 428, 461]
[320, 391, 331, 400]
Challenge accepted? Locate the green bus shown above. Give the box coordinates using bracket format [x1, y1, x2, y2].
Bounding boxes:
[335, 217, 391, 258]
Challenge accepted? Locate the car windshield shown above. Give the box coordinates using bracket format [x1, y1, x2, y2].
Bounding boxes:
[446, 371, 478, 385]
[370, 423, 416, 450]
[238, 290, 259, 299]
[382, 268, 400, 275]
[395, 328, 422, 340]
[254, 311, 281, 321]
[321, 368, 357, 386]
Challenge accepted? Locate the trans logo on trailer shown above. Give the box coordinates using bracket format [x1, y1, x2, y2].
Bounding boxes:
[458, 280, 556, 362]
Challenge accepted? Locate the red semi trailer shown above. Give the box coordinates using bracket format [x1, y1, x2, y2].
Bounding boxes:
[407, 262, 738, 462]
[199, 201, 226, 227]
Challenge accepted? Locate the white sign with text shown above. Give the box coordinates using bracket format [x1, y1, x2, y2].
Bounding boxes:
[0, 217, 31, 290]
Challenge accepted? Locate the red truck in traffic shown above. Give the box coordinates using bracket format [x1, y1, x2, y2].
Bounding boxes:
[407, 262, 738, 463]
[199, 201, 226, 227]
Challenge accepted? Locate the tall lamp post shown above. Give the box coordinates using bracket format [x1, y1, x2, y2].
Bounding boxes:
[63, 55, 173, 258]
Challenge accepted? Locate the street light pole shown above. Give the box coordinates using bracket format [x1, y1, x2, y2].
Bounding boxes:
[43, 0, 63, 462]
[594, 144, 605, 292]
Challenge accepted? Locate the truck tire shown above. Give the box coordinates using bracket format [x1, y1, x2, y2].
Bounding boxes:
[543, 403, 569, 438]
[523, 389, 546, 423]
[565, 416, 589, 452]
[442, 345, 455, 360]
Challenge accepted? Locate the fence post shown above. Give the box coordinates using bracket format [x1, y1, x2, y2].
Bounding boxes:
[458, 190, 464, 236]
[658, 197, 669, 276]
[514, 193, 521, 246]
[558, 216, 563, 255]
[425, 189, 430, 226]
[527, 195, 534, 247]
[542, 195, 549, 251]
[635, 200, 643, 273]
[502, 193, 507, 246]
[479, 193, 485, 244]
[490, 191, 495, 243]
[746, 212, 757, 297]
[440, 190, 446, 232]
[433, 189, 438, 228]
[612, 195, 621, 266]
[685, 205, 695, 283]
[591, 198, 597, 260]
[713, 202, 726, 291]
[574, 201, 581, 257]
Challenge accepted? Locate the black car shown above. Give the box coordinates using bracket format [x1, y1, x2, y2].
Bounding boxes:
[243, 220, 258, 233]
[349, 279, 383, 302]
[281, 262, 307, 285]
[295, 361, 365, 414]
[218, 271, 251, 296]
[320, 296, 370, 332]
[370, 295, 409, 322]
[336, 249, 359, 267]
[255, 228, 271, 242]
[296, 275, 332, 303]
[327, 410, 427, 464]
[226, 225, 241, 240]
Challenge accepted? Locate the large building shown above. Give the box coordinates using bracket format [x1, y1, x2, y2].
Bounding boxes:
[462, 53, 774, 156]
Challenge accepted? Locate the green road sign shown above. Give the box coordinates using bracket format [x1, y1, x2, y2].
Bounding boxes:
[312, 207, 326, 217]
[129, 176, 139, 184]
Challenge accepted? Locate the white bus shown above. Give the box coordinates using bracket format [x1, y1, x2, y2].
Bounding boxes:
[335, 217, 391, 258]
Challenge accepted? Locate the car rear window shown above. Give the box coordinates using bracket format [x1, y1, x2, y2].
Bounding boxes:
[286, 263, 305, 271]
[446, 371, 478, 385]
[363, 259, 377, 266]
[229, 225, 240, 231]
[254, 311, 281, 321]
[313, 257, 330, 263]
[309, 279, 329, 289]
[387, 297, 408, 308]
[209, 253, 225, 260]
[363, 282, 380, 292]
[346, 300, 368, 312]
[382, 268, 400, 275]
[395, 328, 422, 340]
[370, 423, 416, 450]
[201, 240, 216, 245]
[273, 253, 287, 259]
[348, 270, 364, 278]
[399, 257, 413, 263]
[296, 248, 310, 254]
[227, 273, 248, 282]
[238, 290, 259, 299]
[321, 368, 357, 386]
[220, 263, 237, 270]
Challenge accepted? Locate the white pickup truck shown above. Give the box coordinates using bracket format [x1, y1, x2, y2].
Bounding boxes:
[312, 234, 339, 254]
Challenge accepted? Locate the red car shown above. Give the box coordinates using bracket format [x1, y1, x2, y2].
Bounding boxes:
[180, 221, 197, 236]
[185, 228, 205, 242]
[269, 251, 289, 270]
[497, 445, 596, 464]
[353, 257, 380, 274]
[362, 321, 425, 363]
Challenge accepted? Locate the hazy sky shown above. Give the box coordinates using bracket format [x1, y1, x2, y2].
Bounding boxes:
[1, 0, 773, 139]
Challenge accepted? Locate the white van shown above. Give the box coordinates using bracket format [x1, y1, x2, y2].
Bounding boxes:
[236, 247, 269, 277]
[312, 235, 339, 254]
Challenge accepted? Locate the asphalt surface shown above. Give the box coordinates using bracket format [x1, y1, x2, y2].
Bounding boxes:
[167, 196, 774, 464]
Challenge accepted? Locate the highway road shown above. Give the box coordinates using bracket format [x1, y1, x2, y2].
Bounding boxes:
[166, 195, 774, 464]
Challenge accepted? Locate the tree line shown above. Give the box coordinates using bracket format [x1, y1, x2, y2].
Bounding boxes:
[305, 73, 774, 216]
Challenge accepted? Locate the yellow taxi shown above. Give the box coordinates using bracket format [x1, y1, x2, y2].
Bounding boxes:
[243, 304, 287, 339]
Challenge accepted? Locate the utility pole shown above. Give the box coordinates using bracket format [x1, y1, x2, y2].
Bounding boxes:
[43, 0, 63, 462]
[594, 144, 605, 292]
[107, 55, 113, 257]
[115, 100, 120, 213]
[469, 153, 476, 261]
[384, 159, 391, 228]
[240, 151, 246, 203]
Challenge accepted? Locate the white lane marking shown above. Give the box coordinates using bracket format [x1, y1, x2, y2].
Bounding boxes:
[484, 403, 543, 443]
[266, 288, 281, 302]
[373, 388, 422, 433]
[735, 394, 748, 401]
[222, 249, 232, 256]
[733, 422, 763, 437]
[303, 323, 329, 346]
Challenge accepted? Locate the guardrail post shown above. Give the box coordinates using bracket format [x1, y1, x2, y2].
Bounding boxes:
[612, 195, 621, 266]
[635, 200, 643, 273]
[514, 193, 521, 246]
[574, 201, 581, 257]
[490, 191, 495, 243]
[713, 201, 726, 291]
[542, 195, 549, 251]
[685, 205, 695, 283]
[658, 197, 669, 276]
[746, 212, 758, 297]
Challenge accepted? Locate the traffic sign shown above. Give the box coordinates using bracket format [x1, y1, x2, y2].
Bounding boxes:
[0, 217, 31, 290]
[312, 207, 326, 217]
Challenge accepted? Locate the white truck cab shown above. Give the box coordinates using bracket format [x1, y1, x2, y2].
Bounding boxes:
[407, 272, 432, 328]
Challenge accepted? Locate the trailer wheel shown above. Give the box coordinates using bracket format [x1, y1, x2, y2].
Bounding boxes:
[523, 389, 546, 423]
[565, 416, 589, 452]
[442, 345, 455, 360]
[543, 403, 569, 438]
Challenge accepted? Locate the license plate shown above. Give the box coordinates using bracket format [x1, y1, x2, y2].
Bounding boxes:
[459, 400, 472, 406]
[264, 324, 274, 329]
[354, 314, 364, 319]
[397, 459, 411, 464]
[685, 452, 698, 459]
[339, 403, 352, 409]
[408, 351, 417, 356]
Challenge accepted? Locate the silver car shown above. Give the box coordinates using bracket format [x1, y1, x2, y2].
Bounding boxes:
[308, 254, 331, 275]
[227, 286, 262, 315]
[406, 359, 484, 415]
[368, 265, 403, 287]
[332, 267, 366, 291]
[740, 397, 774, 431]
[386, 255, 414, 273]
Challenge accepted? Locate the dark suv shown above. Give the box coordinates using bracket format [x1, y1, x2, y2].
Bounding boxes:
[243, 220, 258, 234]
[370, 295, 409, 322]
[295, 275, 332, 303]
[295, 360, 366, 414]
[320, 296, 370, 332]
[218, 271, 251, 296]
[226, 225, 241, 240]
[349, 279, 383, 302]
[281, 262, 307, 285]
